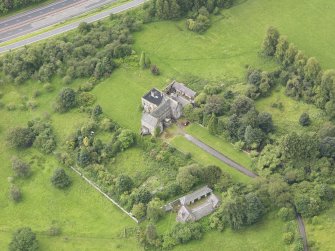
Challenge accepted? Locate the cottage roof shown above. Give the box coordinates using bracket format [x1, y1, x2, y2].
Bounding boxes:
[141, 113, 159, 128]
[179, 186, 212, 205]
[176, 206, 192, 222]
[171, 81, 197, 98]
[142, 88, 163, 106]
[192, 201, 215, 221]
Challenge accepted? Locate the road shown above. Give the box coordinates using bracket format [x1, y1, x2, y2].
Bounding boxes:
[0, 0, 145, 53]
[183, 132, 308, 251]
[0, 0, 119, 43]
[184, 133, 258, 178]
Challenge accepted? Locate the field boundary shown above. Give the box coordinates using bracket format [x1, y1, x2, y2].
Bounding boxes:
[69, 166, 139, 223]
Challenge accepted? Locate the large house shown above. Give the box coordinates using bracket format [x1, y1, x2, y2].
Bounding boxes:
[141, 81, 196, 135]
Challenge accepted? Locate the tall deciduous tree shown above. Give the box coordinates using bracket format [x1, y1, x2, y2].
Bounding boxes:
[262, 27, 280, 56]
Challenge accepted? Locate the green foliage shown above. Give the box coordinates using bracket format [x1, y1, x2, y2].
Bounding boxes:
[55, 88, 76, 113]
[6, 127, 35, 148]
[208, 114, 218, 135]
[262, 27, 279, 57]
[9, 227, 39, 251]
[115, 175, 133, 195]
[299, 112, 310, 126]
[0, 0, 47, 14]
[146, 198, 164, 222]
[9, 184, 22, 203]
[131, 203, 146, 219]
[282, 232, 294, 245]
[11, 156, 31, 178]
[117, 129, 135, 151]
[51, 168, 72, 189]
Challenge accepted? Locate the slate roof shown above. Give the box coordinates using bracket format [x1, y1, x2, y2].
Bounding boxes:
[151, 99, 172, 119]
[191, 201, 215, 221]
[179, 186, 212, 205]
[171, 81, 197, 98]
[141, 113, 159, 127]
[142, 88, 163, 106]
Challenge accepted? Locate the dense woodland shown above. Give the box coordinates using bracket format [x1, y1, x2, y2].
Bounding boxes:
[0, 0, 47, 14]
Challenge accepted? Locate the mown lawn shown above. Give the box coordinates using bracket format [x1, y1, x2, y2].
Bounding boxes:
[170, 136, 251, 184]
[185, 123, 253, 169]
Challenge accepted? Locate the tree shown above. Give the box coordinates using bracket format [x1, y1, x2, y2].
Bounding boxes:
[7, 127, 35, 148]
[117, 129, 135, 151]
[55, 88, 76, 113]
[299, 112, 311, 126]
[244, 192, 265, 225]
[77, 148, 91, 167]
[51, 168, 72, 189]
[230, 96, 254, 116]
[262, 26, 280, 56]
[204, 95, 228, 116]
[304, 57, 321, 83]
[221, 193, 245, 230]
[283, 43, 298, 67]
[11, 156, 31, 178]
[202, 165, 222, 187]
[208, 114, 218, 135]
[92, 105, 103, 118]
[10, 185, 22, 203]
[132, 203, 146, 219]
[139, 51, 146, 69]
[134, 188, 152, 204]
[147, 198, 164, 222]
[115, 175, 133, 194]
[244, 126, 265, 149]
[176, 164, 201, 192]
[275, 36, 289, 63]
[319, 137, 335, 158]
[258, 112, 273, 133]
[9, 227, 39, 251]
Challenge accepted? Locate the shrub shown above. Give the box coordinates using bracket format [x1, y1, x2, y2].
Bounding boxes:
[54, 88, 76, 112]
[132, 203, 146, 219]
[150, 65, 160, 75]
[282, 232, 294, 245]
[299, 112, 311, 126]
[9, 185, 22, 202]
[51, 168, 72, 189]
[43, 83, 54, 92]
[277, 207, 295, 221]
[9, 227, 39, 251]
[11, 157, 31, 178]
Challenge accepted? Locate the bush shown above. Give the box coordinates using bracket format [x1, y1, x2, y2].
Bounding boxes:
[277, 207, 295, 221]
[7, 127, 35, 148]
[10, 185, 22, 202]
[9, 227, 39, 251]
[150, 65, 160, 75]
[54, 88, 76, 112]
[51, 168, 72, 189]
[282, 232, 294, 245]
[132, 203, 146, 219]
[11, 157, 31, 178]
[299, 112, 311, 126]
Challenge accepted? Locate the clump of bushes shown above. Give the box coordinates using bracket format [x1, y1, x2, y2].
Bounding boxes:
[51, 168, 72, 189]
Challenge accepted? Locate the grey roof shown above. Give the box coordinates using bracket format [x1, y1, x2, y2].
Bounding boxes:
[141, 113, 159, 128]
[176, 206, 193, 222]
[192, 201, 215, 221]
[171, 81, 197, 98]
[151, 99, 172, 119]
[179, 186, 212, 205]
[142, 88, 163, 106]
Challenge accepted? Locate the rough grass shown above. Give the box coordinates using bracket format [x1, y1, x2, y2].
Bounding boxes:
[305, 202, 335, 251]
[0, 78, 139, 250]
[256, 87, 328, 136]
